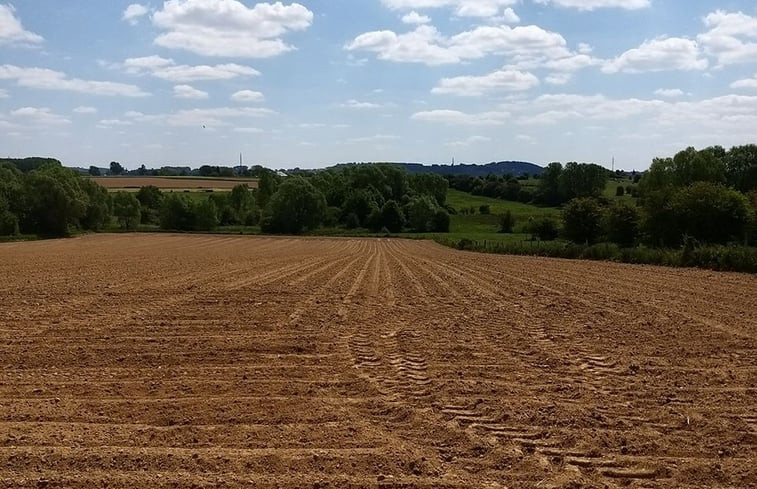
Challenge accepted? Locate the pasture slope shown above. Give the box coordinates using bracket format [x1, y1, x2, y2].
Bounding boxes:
[0, 234, 755, 488]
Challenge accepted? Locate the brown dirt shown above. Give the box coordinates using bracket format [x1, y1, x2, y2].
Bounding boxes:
[0, 234, 755, 488]
[90, 177, 259, 191]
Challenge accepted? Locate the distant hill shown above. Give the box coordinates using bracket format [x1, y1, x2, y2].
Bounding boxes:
[397, 161, 543, 176]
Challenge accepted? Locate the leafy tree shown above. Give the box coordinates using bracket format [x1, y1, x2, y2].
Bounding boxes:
[88, 166, 101, 176]
[230, 184, 255, 213]
[379, 200, 405, 233]
[160, 194, 195, 231]
[407, 195, 438, 232]
[562, 198, 603, 244]
[194, 198, 219, 231]
[341, 189, 378, 227]
[431, 209, 450, 233]
[409, 173, 448, 206]
[112, 192, 141, 230]
[641, 147, 726, 194]
[498, 211, 515, 233]
[528, 217, 559, 241]
[109, 161, 125, 176]
[21, 165, 89, 236]
[80, 179, 111, 230]
[256, 170, 279, 208]
[0, 195, 19, 235]
[603, 202, 640, 247]
[136, 186, 163, 224]
[262, 177, 326, 234]
[559, 162, 609, 201]
[724, 144, 757, 192]
[536, 162, 563, 205]
[670, 182, 751, 244]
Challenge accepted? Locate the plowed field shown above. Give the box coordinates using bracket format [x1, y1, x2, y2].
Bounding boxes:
[1, 234, 755, 488]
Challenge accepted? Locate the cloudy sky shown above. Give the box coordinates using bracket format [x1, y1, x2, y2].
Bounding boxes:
[1, 1, 757, 170]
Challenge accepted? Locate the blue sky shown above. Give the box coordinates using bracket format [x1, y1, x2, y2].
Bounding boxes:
[1, 1, 757, 170]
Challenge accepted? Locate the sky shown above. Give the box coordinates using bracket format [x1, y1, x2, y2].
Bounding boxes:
[1, 1, 757, 171]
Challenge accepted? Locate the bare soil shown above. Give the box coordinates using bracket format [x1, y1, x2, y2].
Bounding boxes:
[90, 177, 259, 191]
[0, 234, 755, 488]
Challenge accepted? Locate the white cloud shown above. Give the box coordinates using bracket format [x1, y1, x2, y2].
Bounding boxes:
[545, 73, 572, 85]
[0, 4, 43, 46]
[698, 10, 757, 67]
[347, 24, 579, 67]
[0, 65, 149, 97]
[731, 75, 757, 90]
[383, 0, 516, 18]
[500, 7, 520, 23]
[10, 107, 70, 125]
[152, 0, 313, 58]
[123, 55, 260, 82]
[533, 0, 649, 10]
[234, 127, 264, 133]
[231, 90, 265, 103]
[603, 37, 708, 74]
[654, 88, 686, 98]
[122, 4, 149, 25]
[125, 106, 275, 128]
[445, 135, 491, 147]
[173, 84, 209, 99]
[340, 99, 383, 109]
[411, 109, 510, 125]
[401, 11, 430, 24]
[73, 106, 97, 114]
[432, 68, 539, 96]
[98, 119, 133, 127]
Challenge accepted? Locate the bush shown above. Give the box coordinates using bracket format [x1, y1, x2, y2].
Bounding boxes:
[479, 205, 491, 215]
[562, 197, 603, 244]
[603, 202, 640, 247]
[262, 177, 327, 234]
[528, 217, 559, 241]
[615, 185, 625, 197]
[431, 209, 450, 233]
[407, 195, 438, 232]
[112, 192, 141, 230]
[498, 211, 515, 233]
[343, 212, 360, 229]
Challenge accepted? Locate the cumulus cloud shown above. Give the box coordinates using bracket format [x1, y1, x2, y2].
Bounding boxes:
[340, 99, 384, 109]
[231, 90, 265, 103]
[654, 88, 686, 98]
[533, 0, 650, 10]
[10, 107, 70, 125]
[0, 4, 43, 46]
[122, 4, 149, 25]
[123, 55, 259, 82]
[0, 64, 149, 96]
[432, 69, 539, 96]
[602, 37, 708, 74]
[173, 84, 209, 99]
[401, 11, 431, 24]
[698, 10, 757, 67]
[347, 23, 582, 67]
[151, 0, 313, 58]
[383, 0, 517, 18]
[125, 106, 275, 128]
[445, 135, 491, 147]
[731, 75, 757, 90]
[73, 106, 98, 114]
[411, 109, 510, 125]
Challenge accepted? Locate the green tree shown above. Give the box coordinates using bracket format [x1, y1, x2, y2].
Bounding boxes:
[21, 165, 89, 236]
[80, 179, 112, 230]
[559, 162, 609, 201]
[407, 195, 438, 232]
[603, 202, 640, 247]
[160, 194, 195, 231]
[528, 217, 559, 241]
[112, 192, 141, 230]
[0, 195, 19, 235]
[262, 177, 326, 234]
[670, 182, 751, 244]
[724, 144, 757, 192]
[341, 189, 378, 227]
[194, 198, 219, 231]
[431, 209, 450, 232]
[536, 162, 562, 205]
[136, 185, 164, 224]
[256, 170, 278, 208]
[409, 173, 448, 206]
[498, 211, 515, 233]
[230, 184, 255, 213]
[562, 198, 603, 244]
[109, 161, 125, 176]
[88, 166, 101, 176]
[379, 200, 405, 233]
